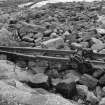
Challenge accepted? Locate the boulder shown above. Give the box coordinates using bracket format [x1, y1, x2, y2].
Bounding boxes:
[86, 91, 99, 105]
[46, 69, 59, 78]
[91, 44, 105, 51]
[0, 80, 78, 105]
[96, 86, 104, 100]
[50, 32, 58, 38]
[90, 37, 104, 51]
[55, 82, 77, 99]
[93, 69, 104, 79]
[99, 49, 105, 54]
[77, 85, 99, 104]
[61, 72, 80, 84]
[44, 29, 52, 37]
[96, 28, 105, 35]
[79, 74, 98, 90]
[28, 61, 47, 74]
[26, 73, 51, 90]
[80, 42, 89, 48]
[41, 37, 65, 49]
[0, 54, 7, 60]
[62, 31, 71, 41]
[64, 70, 81, 81]
[0, 27, 19, 46]
[16, 60, 27, 68]
[0, 60, 17, 79]
[99, 98, 105, 105]
[71, 42, 82, 49]
[22, 36, 34, 43]
[76, 85, 88, 97]
[34, 32, 43, 39]
[99, 74, 105, 86]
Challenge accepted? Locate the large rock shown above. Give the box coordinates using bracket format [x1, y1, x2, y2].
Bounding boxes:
[99, 49, 105, 54]
[0, 27, 19, 46]
[16, 60, 27, 68]
[62, 31, 71, 41]
[50, 32, 58, 39]
[0, 54, 7, 60]
[0, 60, 39, 83]
[86, 91, 99, 105]
[26, 73, 51, 90]
[99, 74, 105, 86]
[93, 69, 104, 79]
[64, 70, 81, 81]
[55, 82, 77, 99]
[0, 80, 78, 105]
[96, 86, 104, 100]
[90, 37, 104, 51]
[41, 37, 65, 49]
[0, 60, 17, 79]
[96, 28, 105, 35]
[71, 42, 82, 49]
[99, 98, 105, 105]
[28, 61, 47, 74]
[76, 85, 88, 97]
[79, 74, 98, 90]
[44, 29, 52, 37]
[77, 85, 99, 104]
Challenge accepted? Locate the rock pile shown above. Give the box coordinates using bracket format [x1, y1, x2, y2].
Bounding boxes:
[1, 0, 105, 105]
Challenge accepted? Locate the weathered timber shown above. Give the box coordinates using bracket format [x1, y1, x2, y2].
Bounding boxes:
[91, 52, 105, 60]
[0, 46, 76, 55]
[0, 50, 70, 62]
[85, 60, 105, 69]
